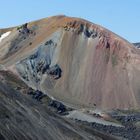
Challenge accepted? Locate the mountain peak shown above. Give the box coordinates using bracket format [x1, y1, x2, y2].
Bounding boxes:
[0, 15, 140, 110]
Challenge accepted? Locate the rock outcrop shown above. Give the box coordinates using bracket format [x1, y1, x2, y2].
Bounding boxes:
[133, 42, 140, 48]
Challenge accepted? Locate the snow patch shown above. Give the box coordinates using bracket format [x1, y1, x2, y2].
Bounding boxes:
[0, 31, 11, 43]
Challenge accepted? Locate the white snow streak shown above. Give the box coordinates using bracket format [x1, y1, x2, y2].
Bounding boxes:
[0, 31, 11, 43]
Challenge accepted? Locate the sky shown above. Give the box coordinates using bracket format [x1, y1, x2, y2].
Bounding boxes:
[0, 0, 139, 42]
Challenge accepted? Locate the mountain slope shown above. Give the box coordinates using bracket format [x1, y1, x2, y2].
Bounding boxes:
[1, 70, 119, 140]
[0, 15, 140, 110]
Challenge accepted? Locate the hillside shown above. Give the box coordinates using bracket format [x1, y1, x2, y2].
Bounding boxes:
[0, 15, 140, 110]
[1, 70, 117, 140]
[1, 15, 140, 140]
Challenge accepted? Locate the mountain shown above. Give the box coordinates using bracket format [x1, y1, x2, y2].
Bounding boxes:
[1, 15, 140, 140]
[0, 15, 140, 110]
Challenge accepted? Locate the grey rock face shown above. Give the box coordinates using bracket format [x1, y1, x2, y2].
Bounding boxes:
[133, 43, 140, 48]
[16, 38, 61, 89]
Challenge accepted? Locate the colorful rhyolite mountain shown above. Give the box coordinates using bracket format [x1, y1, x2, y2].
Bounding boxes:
[1, 15, 140, 110]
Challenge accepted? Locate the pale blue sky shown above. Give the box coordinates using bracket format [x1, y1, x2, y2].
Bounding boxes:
[0, 0, 139, 42]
